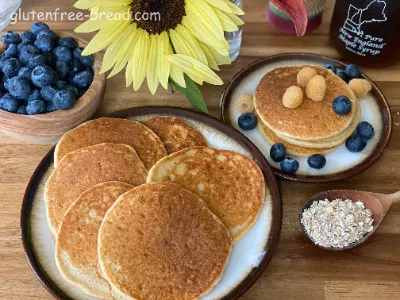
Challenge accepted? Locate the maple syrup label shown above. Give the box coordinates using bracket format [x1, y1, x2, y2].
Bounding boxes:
[337, 0, 388, 57]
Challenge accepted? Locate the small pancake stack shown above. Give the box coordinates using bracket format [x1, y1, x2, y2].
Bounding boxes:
[254, 66, 360, 156]
[45, 116, 266, 299]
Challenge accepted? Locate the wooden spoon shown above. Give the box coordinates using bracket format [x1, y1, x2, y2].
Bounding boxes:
[299, 189, 400, 251]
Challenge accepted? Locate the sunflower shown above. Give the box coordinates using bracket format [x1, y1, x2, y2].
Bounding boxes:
[74, 0, 244, 96]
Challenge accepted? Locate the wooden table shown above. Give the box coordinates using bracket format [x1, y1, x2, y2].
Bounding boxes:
[1, 0, 400, 299]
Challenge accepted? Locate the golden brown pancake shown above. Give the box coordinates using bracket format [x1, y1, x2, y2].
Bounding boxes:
[98, 182, 232, 300]
[254, 66, 358, 141]
[54, 118, 167, 169]
[45, 143, 147, 237]
[55, 182, 133, 299]
[147, 147, 265, 242]
[141, 116, 208, 154]
[257, 119, 337, 156]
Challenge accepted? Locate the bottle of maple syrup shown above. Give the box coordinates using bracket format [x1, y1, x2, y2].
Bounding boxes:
[330, 0, 400, 67]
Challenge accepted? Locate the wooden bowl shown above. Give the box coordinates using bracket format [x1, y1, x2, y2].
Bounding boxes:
[0, 31, 106, 143]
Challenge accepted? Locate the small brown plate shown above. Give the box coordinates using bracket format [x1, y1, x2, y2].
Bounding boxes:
[221, 53, 392, 183]
[21, 106, 282, 300]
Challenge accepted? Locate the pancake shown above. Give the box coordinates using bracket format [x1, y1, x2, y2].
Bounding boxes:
[276, 98, 361, 149]
[141, 116, 208, 154]
[45, 143, 147, 237]
[54, 118, 167, 169]
[254, 66, 359, 141]
[55, 182, 133, 299]
[98, 182, 232, 300]
[147, 147, 265, 242]
[257, 118, 337, 156]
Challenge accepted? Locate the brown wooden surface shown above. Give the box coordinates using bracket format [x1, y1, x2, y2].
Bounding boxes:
[1, 0, 399, 299]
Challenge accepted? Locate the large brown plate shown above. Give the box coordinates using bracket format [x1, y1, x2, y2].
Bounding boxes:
[21, 106, 282, 300]
[221, 53, 392, 183]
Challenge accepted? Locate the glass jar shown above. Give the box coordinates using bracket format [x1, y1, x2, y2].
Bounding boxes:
[330, 0, 400, 67]
[225, 0, 243, 62]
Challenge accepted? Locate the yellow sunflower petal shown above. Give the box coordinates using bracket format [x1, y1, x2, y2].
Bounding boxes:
[168, 54, 223, 85]
[147, 34, 160, 94]
[203, 43, 232, 65]
[202, 0, 232, 14]
[223, 0, 245, 15]
[226, 12, 245, 26]
[215, 10, 239, 32]
[75, 0, 131, 9]
[82, 18, 130, 55]
[173, 25, 208, 65]
[199, 43, 219, 71]
[132, 30, 151, 91]
[157, 31, 171, 90]
[170, 65, 186, 88]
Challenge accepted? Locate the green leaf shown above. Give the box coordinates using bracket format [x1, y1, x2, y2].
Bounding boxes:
[169, 75, 209, 114]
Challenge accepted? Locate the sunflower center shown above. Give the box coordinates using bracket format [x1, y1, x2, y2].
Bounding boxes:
[131, 0, 186, 34]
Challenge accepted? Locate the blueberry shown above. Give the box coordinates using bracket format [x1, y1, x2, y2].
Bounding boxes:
[31, 22, 50, 36]
[69, 59, 84, 77]
[55, 60, 69, 80]
[28, 89, 42, 102]
[72, 47, 83, 59]
[43, 52, 57, 67]
[280, 157, 299, 174]
[55, 81, 68, 91]
[17, 105, 27, 114]
[332, 96, 352, 116]
[28, 55, 47, 69]
[53, 46, 73, 63]
[40, 85, 58, 101]
[31, 65, 57, 88]
[337, 71, 350, 83]
[324, 64, 337, 74]
[37, 29, 57, 41]
[307, 154, 327, 169]
[238, 112, 257, 130]
[21, 31, 36, 43]
[26, 100, 46, 115]
[19, 45, 40, 65]
[34, 36, 56, 52]
[79, 54, 94, 68]
[73, 70, 93, 89]
[270, 143, 287, 162]
[0, 55, 11, 69]
[58, 37, 78, 49]
[345, 64, 362, 79]
[2, 58, 22, 78]
[2, 31, 21, 45]
[8, 76, 31, 100]
[357, 121, 375, 141]
[18, 67, 32, 81]
[53, 91, 76, 110]
[345, 134, 367, 153]
[0, 93, 20, 112]
[66, 85, 79, 98]
[3, 77, 11, 91]
[5, 44, 18, 57]
[17, 42, 33, 53]
[46, 101, 58, 112]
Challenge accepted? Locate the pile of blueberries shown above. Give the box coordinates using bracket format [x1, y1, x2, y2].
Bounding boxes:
[237, 63, 375, 174]
[0, 22, 94, 115]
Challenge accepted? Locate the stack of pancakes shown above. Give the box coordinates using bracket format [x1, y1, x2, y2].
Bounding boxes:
[45, 116, 266, 299]
[254, 66, 360, 156]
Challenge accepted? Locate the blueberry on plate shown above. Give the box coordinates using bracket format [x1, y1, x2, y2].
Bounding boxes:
[8, 76, 31, 100]
[337, 71, 350, 83]
[345, 64, 362, 79]
[34, 35, 56, 52]
[18, 67, 33, 80]
[28, 89, 42, 102]
[2, 58, 22, 78]
[270, 143, 287, 162]
[280, 157, 299, 174]
[26, 99, 46, 115]
[73, 70, 94, 89]
[58, 37, 78, 49]
[307, 154, 326, 169]
[324, 64, 337, 74]
[2, 31, 21, 45]
[0, 93, 20, 113]
[28, 54, 47, 69]
[238, 112, 257, 130]
[31, 65, 57, 88]
[31, 22, 50, 36]
[5, 44, 18, 57]
[53, 46, 73, 63]
[79, 54, 94, 68]
[332, 96, 352, 116]
[19, 45, 40, 65]
[53, 90, 76, 110]
[40, 85, 58, 101]
[17, 105, 27, 114]
[357, 121, 375, 141]
[345, 134, 367, 153]
[21, 31, 36, 44]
